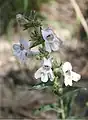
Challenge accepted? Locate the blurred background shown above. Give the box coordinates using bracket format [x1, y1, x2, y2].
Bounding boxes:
[0, 0, 88, 119]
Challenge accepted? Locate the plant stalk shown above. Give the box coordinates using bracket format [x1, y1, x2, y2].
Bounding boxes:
[60, 98, 65, 119]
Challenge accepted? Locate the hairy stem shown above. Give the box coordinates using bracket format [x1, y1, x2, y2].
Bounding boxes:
[60, 98, 65, 119]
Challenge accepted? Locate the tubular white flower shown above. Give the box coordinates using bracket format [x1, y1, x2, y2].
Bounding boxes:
[62, 62, 72, 74]
[19, 39, 29, 50]
[34, 57, 54, 82]
[43, 57, 52, 68]
[41, 28, 62, 52]
[13, 39, 30, 63]
[62, 62, 81, 86]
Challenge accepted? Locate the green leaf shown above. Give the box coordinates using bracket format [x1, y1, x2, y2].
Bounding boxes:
[62, 87, 86, 118]
[23, 11, 42, 30]
[33, 104, 63, 115]
[28, 81, 53, 91]
[62, 87, 85, 98]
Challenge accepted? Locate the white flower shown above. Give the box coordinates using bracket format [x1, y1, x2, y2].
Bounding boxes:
[41, 28, 63, 52]
[62, 62, 81, 86]
[34, 57, 54, 82]
[13, 39, 30, 63]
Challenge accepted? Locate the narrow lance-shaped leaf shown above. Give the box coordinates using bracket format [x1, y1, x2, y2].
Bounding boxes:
[33, 104, 63, 115]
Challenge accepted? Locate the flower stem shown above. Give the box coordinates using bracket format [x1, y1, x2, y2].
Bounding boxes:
[60, 98, 65, 119]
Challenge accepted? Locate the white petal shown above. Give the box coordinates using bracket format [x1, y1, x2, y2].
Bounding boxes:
[20, 39, 29, 49]
[13, 50, 21, 57]
[13, 44, 20, 52]
[51, 37, 62, 51]
[64, 76, 73, 86]
[17, 50, 27, 63]
[48, 70, 54, 81]
[13, 44, 21, 57]
[41, 28, 53, 41]
[20, 51, 27, 62]
[34, 67, 43, 79]
[50, 41, 59, 51]
[28, 41, 33, 48]
[62, 62, 72, 73]
[45, 41, 52, 52]
[43, 57, 52, 67]
[71, 71, 81, 82]
[41, 73, 48, 82]
[18, 51, 23, 61]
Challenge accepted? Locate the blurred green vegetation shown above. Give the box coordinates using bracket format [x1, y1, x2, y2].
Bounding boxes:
[0, 0, 51, 35]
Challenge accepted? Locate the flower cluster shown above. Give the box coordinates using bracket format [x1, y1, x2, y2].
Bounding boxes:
[13, 13, 81, 87]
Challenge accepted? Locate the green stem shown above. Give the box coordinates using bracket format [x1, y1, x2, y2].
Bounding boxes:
[60, 98, 65, 119]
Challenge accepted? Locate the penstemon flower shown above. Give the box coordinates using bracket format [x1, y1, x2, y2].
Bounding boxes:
[62, 62, 81, 86]
[13, 39, 30, 63]
[41, 28, 63, 53]
[34, 57, 54, 82]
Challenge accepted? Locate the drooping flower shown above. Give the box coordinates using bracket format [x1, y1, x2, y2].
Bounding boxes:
[41, 28, 63, 52]
[34, 57, 54, 82]
[13, 39, 30, 63]
[62, 62, 81, 86]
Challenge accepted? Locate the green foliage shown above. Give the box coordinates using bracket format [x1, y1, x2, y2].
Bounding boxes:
[29, 28, 43, 47]
[18, 11, 44, 48]
[33, 103, 63, 116]
[23, 11, 42, 29]
[36, 47, 50, 60]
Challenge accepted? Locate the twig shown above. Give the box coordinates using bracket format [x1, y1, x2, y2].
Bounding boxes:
[70, 0, 88, 36]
